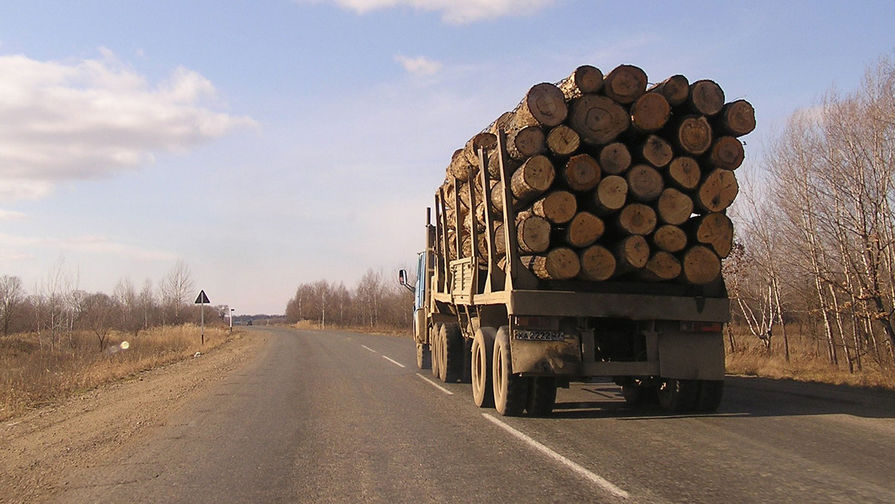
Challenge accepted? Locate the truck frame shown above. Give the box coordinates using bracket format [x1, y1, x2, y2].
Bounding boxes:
[400, 132, 729, 416]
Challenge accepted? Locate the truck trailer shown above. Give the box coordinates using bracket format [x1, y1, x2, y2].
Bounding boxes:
[400, 132, 729, 417]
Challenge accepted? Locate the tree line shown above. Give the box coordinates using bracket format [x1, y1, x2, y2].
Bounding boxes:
[284, 268, 413, 329]
[0, 261, 227, 350]
[728, 56, 895, 371]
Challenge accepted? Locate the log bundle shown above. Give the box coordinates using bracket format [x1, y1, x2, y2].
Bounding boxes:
[438, 64, 753, 285]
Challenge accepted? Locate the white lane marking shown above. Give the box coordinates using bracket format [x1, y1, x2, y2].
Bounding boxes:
[415, 373, 454, 395]
[361, 345, 377, 353]
[382, 355, 406, 368]
[481, 414, 630, 499]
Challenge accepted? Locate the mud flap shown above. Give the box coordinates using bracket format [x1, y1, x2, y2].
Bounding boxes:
[657, 331, 724, 380]
[509, 334, 582, 375]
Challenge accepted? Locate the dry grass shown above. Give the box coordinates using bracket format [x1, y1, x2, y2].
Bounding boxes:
[0, 325, 232, 421]
[726, 327, 895, 390]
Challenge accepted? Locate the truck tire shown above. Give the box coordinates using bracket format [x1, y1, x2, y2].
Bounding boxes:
[527, 377, 557, 416]
[657, 378, 699, 413]
[621, 379, 657, 407]
[441, 323, 464, 383]
[416, 343, 431, 370]
[431, 323, 443, 380]
[492, 326, 529, 416]
[471, 327, 496, 407]
[696, 380, 724, 412]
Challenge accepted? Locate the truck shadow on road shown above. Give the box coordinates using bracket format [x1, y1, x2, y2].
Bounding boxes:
[548, 376, 895, 420]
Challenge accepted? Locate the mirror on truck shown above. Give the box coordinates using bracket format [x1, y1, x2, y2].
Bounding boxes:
[398, 269, 413, 293]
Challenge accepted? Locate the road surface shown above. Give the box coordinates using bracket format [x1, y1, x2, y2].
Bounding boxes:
[50, 326, 895, 503]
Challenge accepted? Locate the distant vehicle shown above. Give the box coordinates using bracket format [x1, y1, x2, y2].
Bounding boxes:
[399, 134, 728, 417]
[246, 319, 253, 326]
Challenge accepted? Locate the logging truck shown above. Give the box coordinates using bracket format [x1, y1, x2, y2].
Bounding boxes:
[399, 65, 749, 416]
[399, 132, 728, 416]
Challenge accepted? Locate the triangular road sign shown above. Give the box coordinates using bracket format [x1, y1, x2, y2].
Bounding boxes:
[194, 290, 210, 304]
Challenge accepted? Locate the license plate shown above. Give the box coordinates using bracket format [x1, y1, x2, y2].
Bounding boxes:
[514, 329, 565, 341]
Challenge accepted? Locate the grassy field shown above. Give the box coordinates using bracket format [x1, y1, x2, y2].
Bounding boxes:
[726, 327, 895, 390]
[0, 325, 232, 422]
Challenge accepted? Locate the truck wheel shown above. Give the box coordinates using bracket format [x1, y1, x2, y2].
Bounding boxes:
[416, 343, 431, 370]
[471, 327, 496, 407]
[621, 380, 657, 407]
[441, 323, 464, 383]
[492, 326, 529, 416]
[527, 377, 557, 417]
[657, 378, 699, 413]
[696, 380, 724, 412]
[431, 323, 443, 380]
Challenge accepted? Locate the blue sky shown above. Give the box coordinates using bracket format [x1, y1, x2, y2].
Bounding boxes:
[1, 0, 893, 314]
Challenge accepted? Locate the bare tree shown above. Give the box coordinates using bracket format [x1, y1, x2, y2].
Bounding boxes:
[160, 260, 195, 324]
[0, 275, 24, 336]
[81, 292, 118, 350]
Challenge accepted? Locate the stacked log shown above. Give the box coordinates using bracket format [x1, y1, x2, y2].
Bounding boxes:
[439, 64, 753, 285]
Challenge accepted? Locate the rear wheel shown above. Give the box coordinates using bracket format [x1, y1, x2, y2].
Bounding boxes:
[471, 327, 496, 407]
[696, 380, 724, 412]
[416, 342, 431, 370]
[492, 326, 529, 416]
[439, 323, 464, 383]
[657, 378, 699, 413]
[527, 377, 557, 417]
[621, 380, 657, 407]
[431, 323, 442, 380]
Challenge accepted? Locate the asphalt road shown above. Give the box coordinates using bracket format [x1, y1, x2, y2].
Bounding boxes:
[54, 326, 895, 503]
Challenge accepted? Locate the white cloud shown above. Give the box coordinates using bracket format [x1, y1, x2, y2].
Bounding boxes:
[394, 55, 442, 77]
[0, 51, 257, 202]
[302, 0, 555, 23]
[0, 209, 26, 220]
[0, 232, 177, 262]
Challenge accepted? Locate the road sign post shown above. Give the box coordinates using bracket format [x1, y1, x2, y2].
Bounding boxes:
[194, 290, 210, 345]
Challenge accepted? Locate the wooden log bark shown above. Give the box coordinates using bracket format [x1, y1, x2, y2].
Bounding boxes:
[592, 175, 628, 214]
[516, 214, 552, 254]
[617, 203, 657, 235]
[668, 115, 713, 155]
[688, 79, 725, 116]
[563, 153, 601, 192]
[614, 235, 650, 272]
[648, 75, 690, 107]
[680, 245, 721, 284]
[463, 132, 497, 167]
[598, 142, 632, 175]
[691, 213, 734, 258]
[717, 99, 756, 137]
[656, 188, 694, 225]
[564, 211, 605, 248]
[626, 164, 664, 202]
[578, 245, 616, 281]
[639, 251, 682, 281]
[568, 94, 630, 145]
[511, 155, 555, 201]
[637, 135, 673, 168]
[667, 157, 702, 191]
[492, 223, 506, 256]
[651, 224, 688, 253]
[546, 125, 580, 157]
[557, 65, 604, 100]
[603, 64, 648, 104]
[630, 93, 671, 133]
[506, 125, 546, 161]
[531, 190, 577, 225]
[448, 148, 473, 181]
[487, 149, 520, 180]
[514, 83, 568, 128]
[522, 247, 581, 280]
[488, 111, 514, 135]
[707, 136, 745, 170]
[696, 169, 738, 213]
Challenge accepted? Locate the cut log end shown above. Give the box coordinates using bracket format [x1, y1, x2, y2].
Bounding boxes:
[565, 212, 605, 248]
[675, 116, 713, 155]
[689, 80, 725, 116]
[568, 94, 630, 145]
[631, 93, 671, 133]
[511, 155, 556, 202]
[599, 142, 632, 175]
[640, 251, 682, 281]
[652, 225, 688, 253]
[517, 214, 552, 254]
[604, 64, 648, 104]
[547, 125, 581, 157]
[563, 153, 602, 192]
[524, 248, 581, 280]
[697, 169, 739, 213]
[626, 164, 664, 202]
[681, 245, 722, 284]
[593, 175, 628, 213]
[521, 83, 568, 127]
[618, 203, 658, 235]
[668, 157, 702, 191]
[559, 65, 604, 100]
[579, 245, 616, 281]
[615, 235, 650, 271]
[532, 190, 577, 224]
[649, 74, 690, 107]
[694, 213, 734, 258]
[639, 135, 673, 168]
[708, 136, 745, 170]
[657, 188, 694, 225]
[721, 99, 756, 137]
